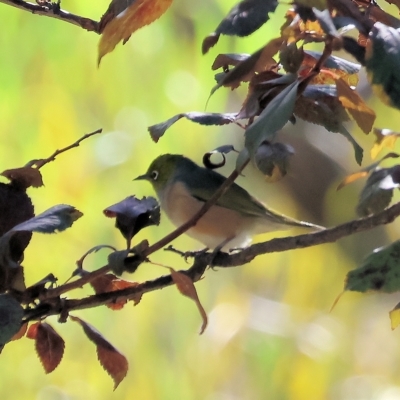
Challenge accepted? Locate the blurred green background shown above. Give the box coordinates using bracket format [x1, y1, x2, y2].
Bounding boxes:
[2, 0, 400, 399]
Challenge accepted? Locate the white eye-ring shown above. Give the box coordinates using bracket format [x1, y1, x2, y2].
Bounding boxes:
[150, 170, 159, 180]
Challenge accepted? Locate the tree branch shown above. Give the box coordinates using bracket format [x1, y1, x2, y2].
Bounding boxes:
[0, 0, 100, 32]
[24, 201, 400, 322]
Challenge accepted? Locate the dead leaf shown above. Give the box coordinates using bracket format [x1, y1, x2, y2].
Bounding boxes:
[336, 77, 376, 134]
[98, 0, 173, 64]
[1, 167, 43, 189]
[212, 38, 282, 92]
[27, 322, 65, 374]
[91, 274, 142, 310]
[169, 268, 208, 334]
[71, 316, 128, 389]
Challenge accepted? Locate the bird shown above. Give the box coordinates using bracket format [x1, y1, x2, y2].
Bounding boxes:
[134, 154, 324, 250]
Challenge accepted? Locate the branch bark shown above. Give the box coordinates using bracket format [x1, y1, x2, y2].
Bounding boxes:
[0, 0, 100, 32]
[23, 201, 400, 322]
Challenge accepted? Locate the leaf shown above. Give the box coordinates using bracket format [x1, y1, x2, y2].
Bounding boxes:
[279, 43, 304, 74]
[312, 8, 339, 37]
[300, 51, 360, 86]
[337, 153, 400, 190]
[254, 141, 294, 182]
[202, 145, 238, 169]
[0, 294, 23, 346]
[202, 0, 278, 54]
[294, 85, 351, 131]
[211, 53, 250, 71]
[11, 204, 82, 235]
[389, 302, 400, 330]
[365, 22, 400, 110]
[0, 182, 34, 263]
[371, 128, 400, 159]
[1, 167, 43, 189]
[148, 112, 237, 142]
[169, 268, 208, 335]
[335, 78, 376, 134]
[27, 322, 65, 374]
[98, 0, 173, 64]
[71, 316, 128, 389]
[104, 196, 160, 245]
[345, 240, 400, 293]
[90, 273, 142, 310]
[244, 77, 299, 163]
[356, 168, 400, 216]
[210, 38, 283, 93]
[108, 249, 130, 276]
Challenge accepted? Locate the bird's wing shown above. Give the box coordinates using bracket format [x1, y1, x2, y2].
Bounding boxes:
[183, 167, 321, 228]
[183, 167, 272, 217]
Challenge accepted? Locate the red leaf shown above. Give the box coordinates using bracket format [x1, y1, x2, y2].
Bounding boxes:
[98, 0, 174, 64]
[27, 322, 65, 373]
[71, 316, 128, 389]
[91, 274, 142, 310]
[169, 268, 208, 334]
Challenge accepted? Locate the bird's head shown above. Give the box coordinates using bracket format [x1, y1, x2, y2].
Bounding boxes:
[134, 154, 184, 195]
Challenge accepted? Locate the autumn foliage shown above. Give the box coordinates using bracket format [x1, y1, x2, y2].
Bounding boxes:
[2, 0, 400, 390]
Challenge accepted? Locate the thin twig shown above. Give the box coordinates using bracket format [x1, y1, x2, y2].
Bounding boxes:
[26, 128, 102, 169]
[0, 0, 100, 32]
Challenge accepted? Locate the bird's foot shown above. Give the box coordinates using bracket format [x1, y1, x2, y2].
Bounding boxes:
[164, 245, 209, 263]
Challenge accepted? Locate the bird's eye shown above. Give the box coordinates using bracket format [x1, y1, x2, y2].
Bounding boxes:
[150, 170, 159, 180]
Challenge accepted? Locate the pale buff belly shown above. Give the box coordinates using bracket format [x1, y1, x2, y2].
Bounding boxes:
[160, 182, 254, 249]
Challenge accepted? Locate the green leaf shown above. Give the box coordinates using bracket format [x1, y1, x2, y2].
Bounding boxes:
[148, 112, 237, 142]
[11, 205, 82, 234]
[202, 0, 278, 53]
[0, 294, 23, 346]
[244, 77, 299, 162]
[346, 240, 400, 293]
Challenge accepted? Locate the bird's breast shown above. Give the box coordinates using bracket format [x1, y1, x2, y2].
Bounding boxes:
[160, 181, 252, 249]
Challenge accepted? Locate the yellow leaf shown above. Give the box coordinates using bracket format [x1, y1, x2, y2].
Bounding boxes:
[336, 78, 376, 134]
[389, 303, 400, 330]
[371, 128, 400, 159]
[337, 171, 369, 190]
[98, 0, 173, 65]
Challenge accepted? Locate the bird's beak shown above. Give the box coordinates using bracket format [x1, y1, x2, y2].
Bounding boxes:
[133, 173, 149, 181]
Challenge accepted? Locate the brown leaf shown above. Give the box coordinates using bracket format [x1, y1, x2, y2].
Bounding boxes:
[169, 268, 208, 335]
[91, 274, 142, 310]
[98, 0, 173, 64]
[1, 167, 43, 189]
[215, 38, 282, 91]
[71, 316, 128, 389]
[27, 322, 65, 374]
[336, 78, 376, 134]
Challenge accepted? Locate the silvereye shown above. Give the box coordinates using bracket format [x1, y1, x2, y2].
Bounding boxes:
[135, 154, 323, 250]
